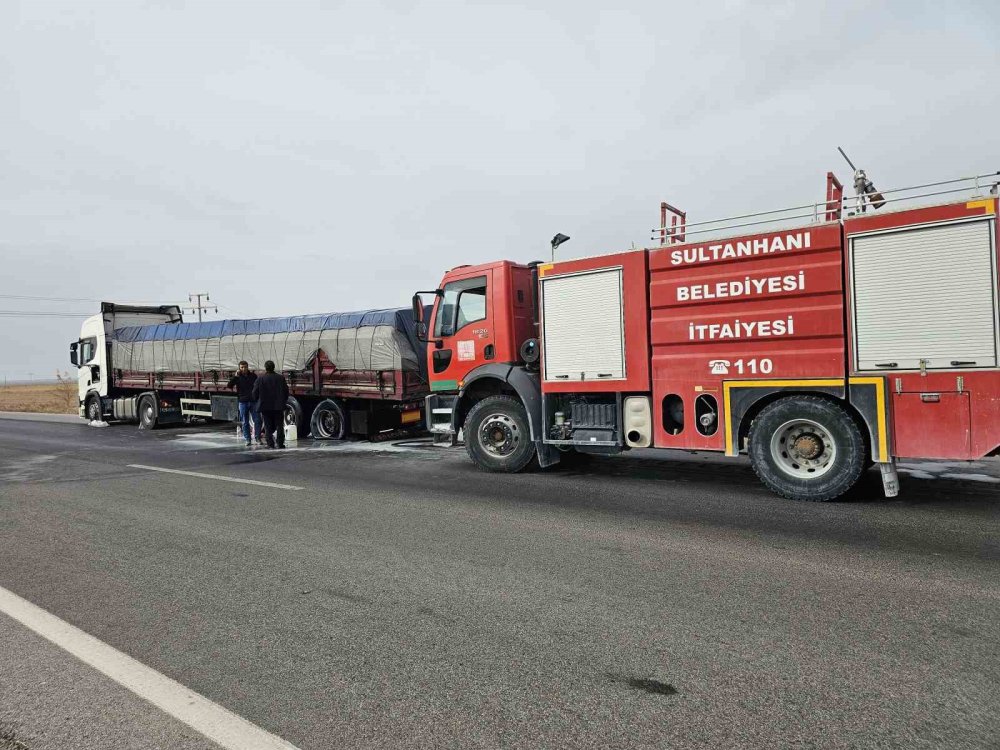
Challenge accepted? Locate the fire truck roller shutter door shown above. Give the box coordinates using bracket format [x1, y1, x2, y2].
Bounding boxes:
[851, 219, 997, 371]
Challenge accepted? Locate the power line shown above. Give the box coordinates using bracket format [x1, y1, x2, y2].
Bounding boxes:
[0, 293, 205, 306]
[216, 302, 249, 318]
[0, 294, 100, 302]
[0, 311, 94, 317]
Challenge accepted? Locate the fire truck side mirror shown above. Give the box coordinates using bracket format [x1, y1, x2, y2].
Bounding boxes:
[411, 290, 442, 344]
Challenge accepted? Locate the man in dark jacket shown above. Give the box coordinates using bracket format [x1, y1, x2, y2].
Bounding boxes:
[227, 360, 261, 447]
[252, 360, 290, 449]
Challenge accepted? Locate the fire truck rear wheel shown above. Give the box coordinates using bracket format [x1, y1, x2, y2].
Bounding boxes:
[748, 396, 865, 502]
[465, 395, 537, 473]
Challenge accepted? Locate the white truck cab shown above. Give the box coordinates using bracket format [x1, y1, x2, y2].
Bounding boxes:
[70, 303, 182, 420]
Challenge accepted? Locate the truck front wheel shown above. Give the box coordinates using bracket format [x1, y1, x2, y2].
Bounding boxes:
[85, 395, 102, 423]
[464, 395, 537, 473]
[747, 395, 865, 502]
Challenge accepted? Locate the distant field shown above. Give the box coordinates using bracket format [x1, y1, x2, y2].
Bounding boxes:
[0, 382, 78, 414]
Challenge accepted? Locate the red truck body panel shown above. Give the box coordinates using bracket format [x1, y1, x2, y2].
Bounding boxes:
[647, 221, 845, 450]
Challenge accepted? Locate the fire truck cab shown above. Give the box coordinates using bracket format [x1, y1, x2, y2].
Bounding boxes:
[416, 169, 1000, 501]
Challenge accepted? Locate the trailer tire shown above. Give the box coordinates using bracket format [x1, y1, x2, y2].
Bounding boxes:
[310, 399, 348, 440]
[284, 396, 307, 438]
[138, 394, 158, 430]
[464, 395, 537, 473]
[748, 395, 865, 502]
[85, 394, 102, 423]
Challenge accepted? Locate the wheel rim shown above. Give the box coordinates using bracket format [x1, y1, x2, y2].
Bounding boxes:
[284, 406, 296, 427]
[315, 407, 341, 439]
[770, 418, 837, 479]
[478, 413, 520, 457]
[88, 400, 100, 421]
[143, 403, 154, 425]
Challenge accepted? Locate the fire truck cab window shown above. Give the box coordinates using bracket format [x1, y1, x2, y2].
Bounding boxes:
[435, 276, 487, 337]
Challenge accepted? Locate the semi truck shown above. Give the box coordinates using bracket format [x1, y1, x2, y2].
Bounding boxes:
[70, 306, 427, 439]
[416, 167, 1000, 501]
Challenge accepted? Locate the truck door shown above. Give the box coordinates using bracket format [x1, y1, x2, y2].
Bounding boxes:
[430, 269, 494, 390]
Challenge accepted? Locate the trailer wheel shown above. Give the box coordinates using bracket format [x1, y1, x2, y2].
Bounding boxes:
[748, 396, 865, 502]
[464, 395, 537, 473]
[85, 395, 102, 423]
[138, 394, 158, 430]
[310, 399, 348, 440]
[284, 396, 307, 438]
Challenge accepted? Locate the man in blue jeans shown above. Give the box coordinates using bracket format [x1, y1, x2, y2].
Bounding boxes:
[227, 360, 262, 447]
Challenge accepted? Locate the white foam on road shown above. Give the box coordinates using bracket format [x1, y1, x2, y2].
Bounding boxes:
[0, 584, 302, 750]
[898, 460, 1000, 484]
[128, 464, 305, 490]
[168, 430, 446, 457]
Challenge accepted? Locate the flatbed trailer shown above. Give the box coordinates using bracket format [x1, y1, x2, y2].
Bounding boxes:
[71, 306, 427, 439]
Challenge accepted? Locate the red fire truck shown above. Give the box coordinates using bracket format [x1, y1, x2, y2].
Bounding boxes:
[414, 166, 1000, 501]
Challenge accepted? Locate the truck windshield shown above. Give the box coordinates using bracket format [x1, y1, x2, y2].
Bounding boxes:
[434, 276, 486, 337]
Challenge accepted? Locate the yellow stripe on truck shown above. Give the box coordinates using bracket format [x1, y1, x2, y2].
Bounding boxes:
[966, 198, 996, 213]
[848, 376, 889, 461]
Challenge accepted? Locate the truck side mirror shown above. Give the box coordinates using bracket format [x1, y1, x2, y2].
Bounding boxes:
[69, 341, 79, 367]
[411, 294, 427, 342]
[411, 290, 442, 344]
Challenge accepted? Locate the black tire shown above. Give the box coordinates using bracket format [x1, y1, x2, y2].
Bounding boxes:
[748, 395, 865, 502]
[310, 399, 348, 440]
[464, 395, 537, 473]
[138, 394, 158, 430]
[85, 394, 102, 422]
[284, 396, 307, 438]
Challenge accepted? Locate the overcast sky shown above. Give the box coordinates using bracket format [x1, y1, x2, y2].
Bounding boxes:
[2, 0, 998, 382]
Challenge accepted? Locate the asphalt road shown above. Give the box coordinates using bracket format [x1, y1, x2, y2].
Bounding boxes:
[0, 414, 998, 749]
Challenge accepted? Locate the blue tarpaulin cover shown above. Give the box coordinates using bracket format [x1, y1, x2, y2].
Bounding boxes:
[110, 308, 425, 376]
[113, 309, 413, 341]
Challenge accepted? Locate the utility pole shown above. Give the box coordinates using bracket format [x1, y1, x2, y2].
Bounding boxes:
[187, 292, 218, 323]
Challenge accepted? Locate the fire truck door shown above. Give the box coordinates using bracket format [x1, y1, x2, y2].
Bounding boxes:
[430, 270, 495, 389]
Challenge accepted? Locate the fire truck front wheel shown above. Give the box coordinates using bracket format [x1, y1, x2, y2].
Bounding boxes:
[748, 396, 865, 502]
[465, 395, 537, 473]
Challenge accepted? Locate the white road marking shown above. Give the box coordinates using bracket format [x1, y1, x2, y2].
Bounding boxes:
[127, 464, 304, 491]
[0, 585, 302, 750]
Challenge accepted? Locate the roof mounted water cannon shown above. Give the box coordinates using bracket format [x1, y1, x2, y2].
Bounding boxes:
[838, 147, 886, 212]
